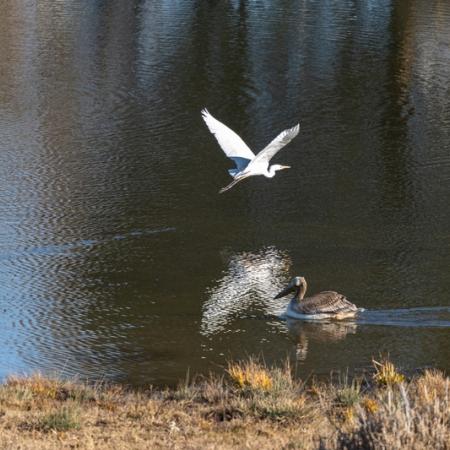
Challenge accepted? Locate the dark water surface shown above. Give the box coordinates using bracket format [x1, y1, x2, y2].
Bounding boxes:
[1, 1, 450, 386]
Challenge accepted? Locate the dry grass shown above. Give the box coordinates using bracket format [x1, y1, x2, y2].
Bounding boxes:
[0, 358, 448, 449]
[372, 357, 406, 386]
[338, 376, 449, 449]
[227, 358, 274, 391]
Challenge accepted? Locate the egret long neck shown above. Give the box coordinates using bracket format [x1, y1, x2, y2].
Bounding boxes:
[266, 166, 277, 178]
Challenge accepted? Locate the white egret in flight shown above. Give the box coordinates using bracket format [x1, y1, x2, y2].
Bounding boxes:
[201, 109, 300, 193]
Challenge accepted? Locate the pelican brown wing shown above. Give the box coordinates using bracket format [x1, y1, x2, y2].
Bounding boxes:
[298, 291, 357, 315]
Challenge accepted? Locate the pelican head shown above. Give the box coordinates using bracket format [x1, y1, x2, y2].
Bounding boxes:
[274, 276, 307, 300]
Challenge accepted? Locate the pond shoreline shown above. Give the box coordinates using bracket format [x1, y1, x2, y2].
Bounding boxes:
[0, 358, 448, 449]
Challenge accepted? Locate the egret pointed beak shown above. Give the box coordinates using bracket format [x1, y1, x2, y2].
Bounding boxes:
[279, 165, 291, 170]
[274, 283, 297, 299]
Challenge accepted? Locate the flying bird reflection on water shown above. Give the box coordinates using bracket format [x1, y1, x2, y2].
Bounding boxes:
[201, 109, 300, 193]
[201, 247, 291, 336]
[275, 276, 361, 320]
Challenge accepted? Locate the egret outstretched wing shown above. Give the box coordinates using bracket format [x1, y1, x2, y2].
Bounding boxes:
[201, 109, 255, 160]
[249, 124, 300, 167]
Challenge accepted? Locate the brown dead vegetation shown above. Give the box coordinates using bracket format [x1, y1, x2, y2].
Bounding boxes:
[0, 358, 448, 449]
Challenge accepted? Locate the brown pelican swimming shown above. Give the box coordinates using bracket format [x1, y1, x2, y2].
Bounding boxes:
[274, 276, 359, 320]
[201, 109, 300, 193]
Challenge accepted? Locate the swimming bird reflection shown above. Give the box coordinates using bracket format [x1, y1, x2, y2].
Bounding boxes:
[286, 318, 357, 361]
[201, 247, 291, 336]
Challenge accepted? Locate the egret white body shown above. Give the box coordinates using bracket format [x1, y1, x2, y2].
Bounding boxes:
[201, 109, 300, 193]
